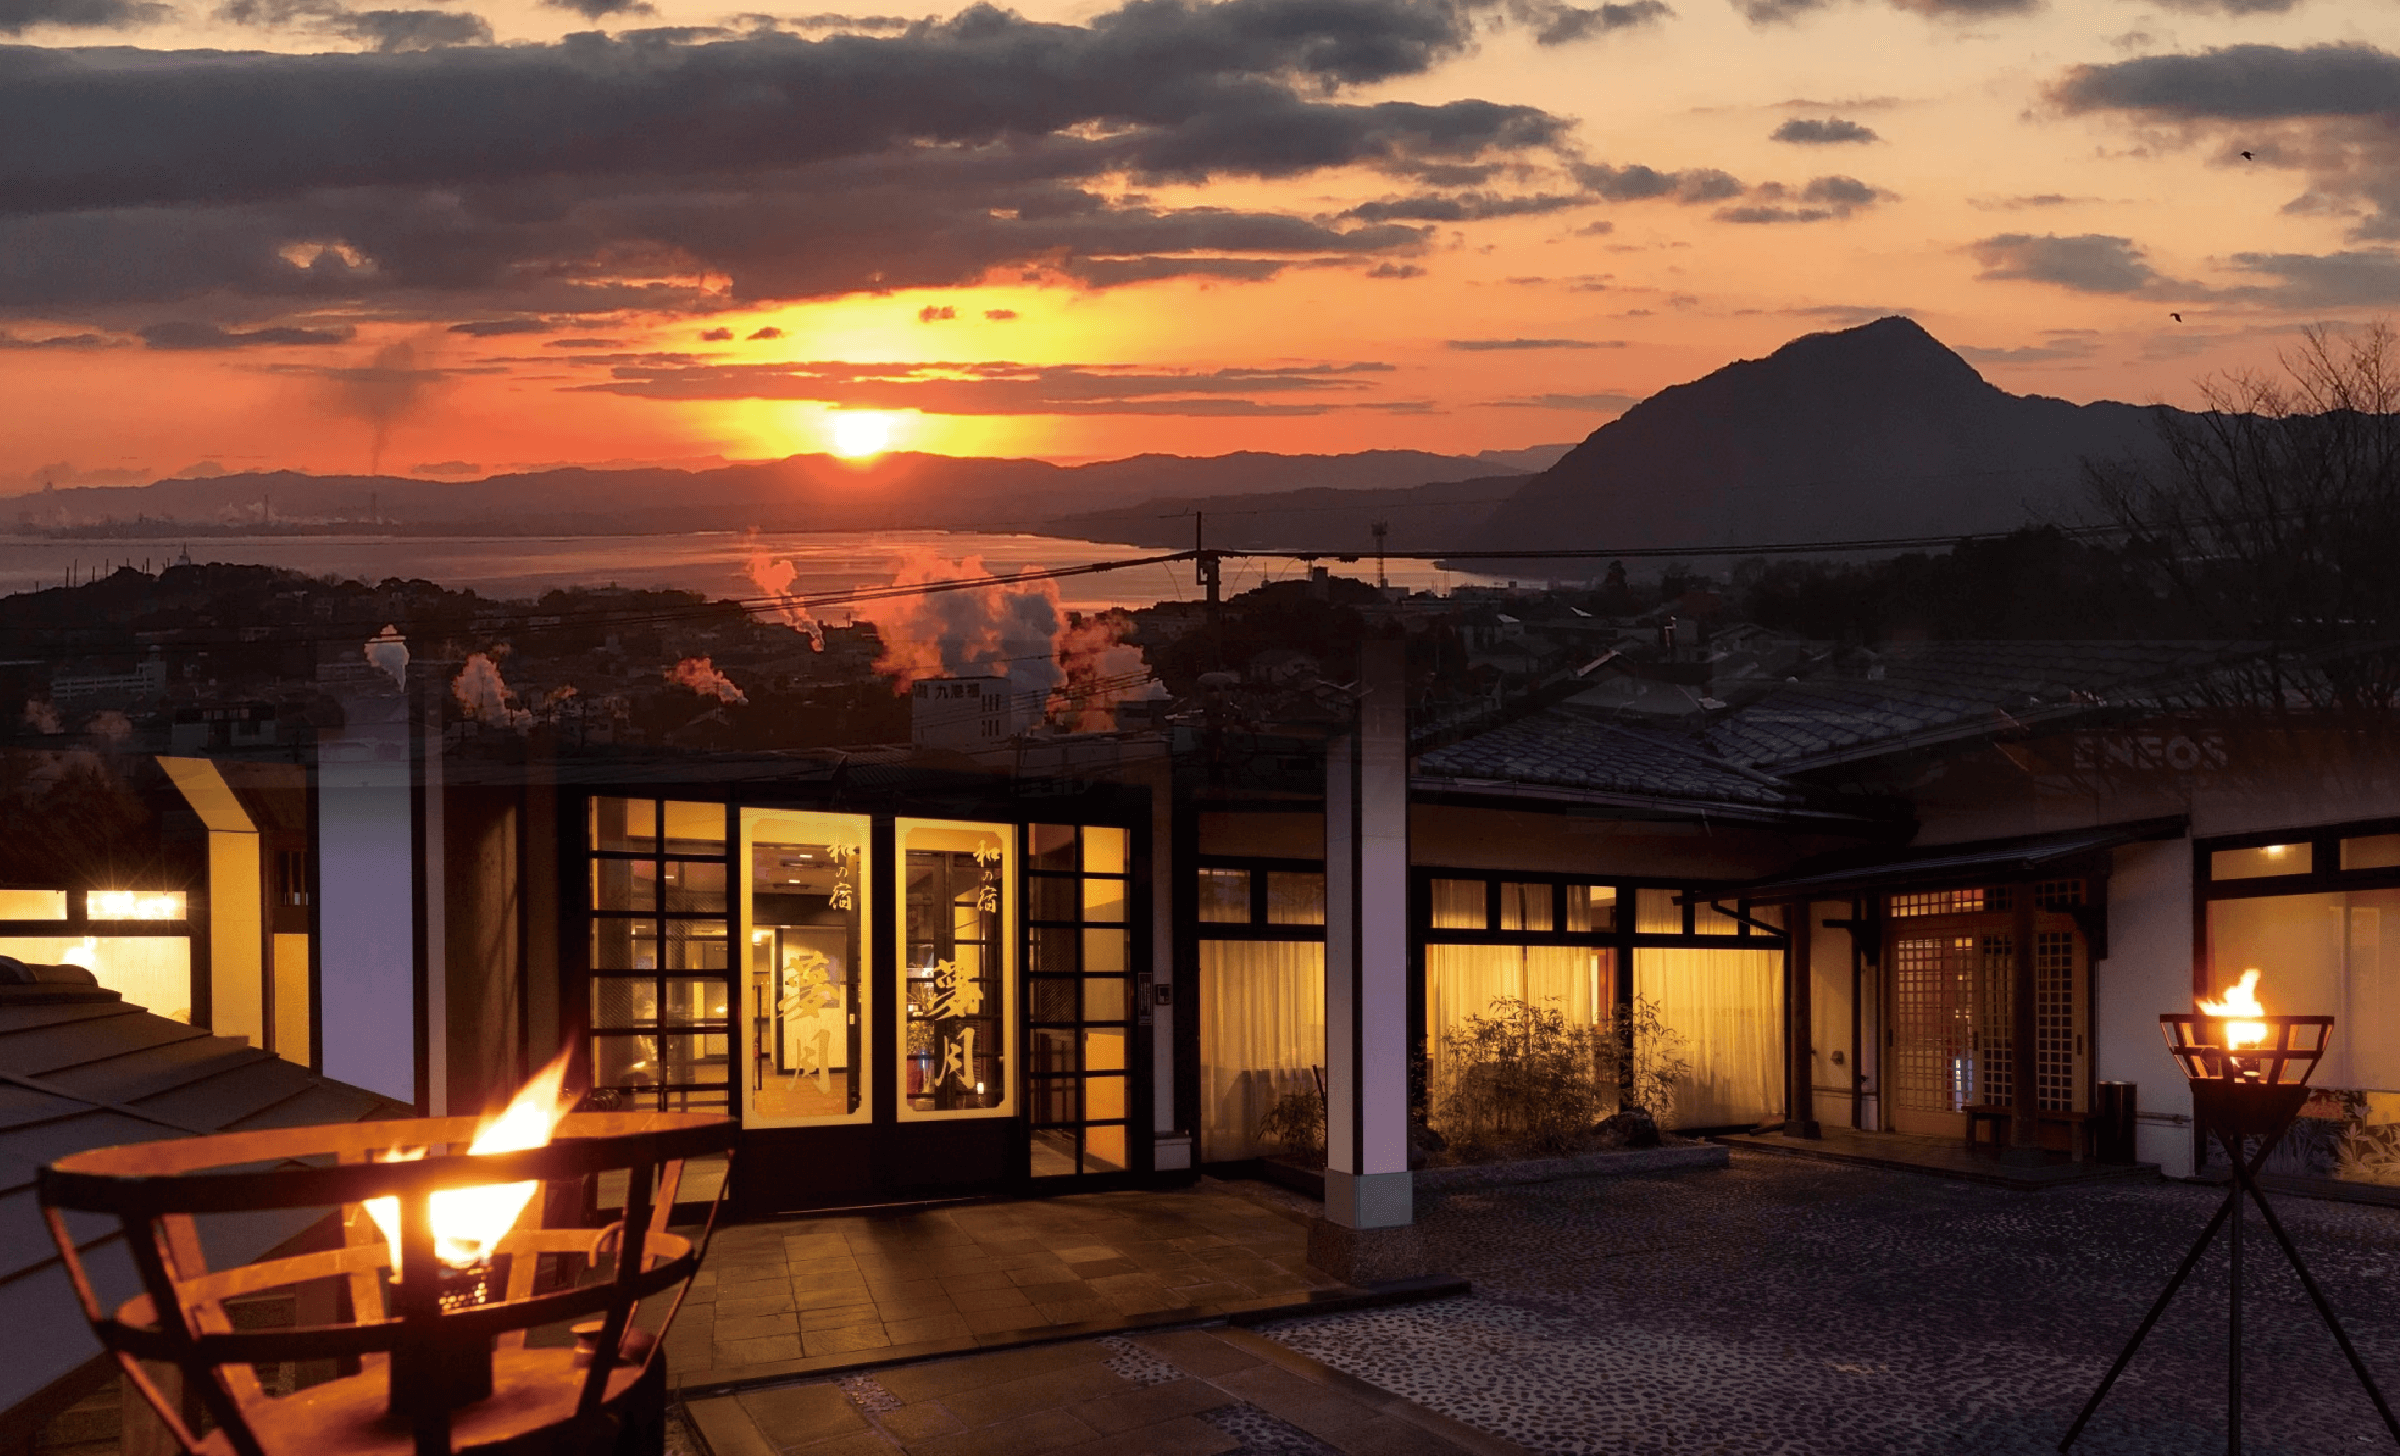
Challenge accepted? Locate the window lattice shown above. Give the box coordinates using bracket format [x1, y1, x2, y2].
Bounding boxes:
[1891, 890, 1983, 918]
[1974, 934, 2014, 1110]
[1893, 936, 1971, 1114]
[2035, 929, 2080, 1113]
[2035, 879, 2086, 910]
[1889, 886, 2019, 918]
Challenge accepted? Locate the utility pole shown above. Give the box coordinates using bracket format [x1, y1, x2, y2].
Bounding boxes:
[1195, 511, 1220, 606]
[1371, 520, 1388, 592]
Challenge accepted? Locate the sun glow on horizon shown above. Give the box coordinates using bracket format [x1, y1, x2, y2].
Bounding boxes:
[829, 411, 898, 459]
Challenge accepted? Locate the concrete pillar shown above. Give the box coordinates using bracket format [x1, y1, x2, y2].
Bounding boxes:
[315, 675, 421, 1107]
[1309, 637, 1421, 1284]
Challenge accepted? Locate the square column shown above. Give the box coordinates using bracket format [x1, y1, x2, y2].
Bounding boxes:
[1310, 638, 1421, 1283]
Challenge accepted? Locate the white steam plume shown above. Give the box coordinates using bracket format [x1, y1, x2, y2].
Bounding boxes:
[667, 656, 748, 704]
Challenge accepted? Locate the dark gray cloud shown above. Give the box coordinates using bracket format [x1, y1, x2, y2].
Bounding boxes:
[1509, 0, 1669, 45]
[1733, 0, 2032, 22]
[1715, 173, 1884, 223]
[2148, 0, 2297, 11]
[699, 326, 735, 340]
[2053, 43, 2400, 119]
[329, 8, 492, 49]
[563, 357, 1399, 414]
[1445, 337, 1621, 349]
[1346, 190, 1587, 221]
[984, 308, 1017, 319]
[1574, 162, 1744, 202]
[1770, 117, 1878, 144]
[2224, 249, 2400, 306]
[545, 0, 653, 17]
[2053, 43, 2400, 241]
[0, 0, 167, 33]
[747, 325, 783, 338]
[918, 305, 957, 321]
[0, 0, 1576, 316]
[0, 328, 116, 348]
[139, 320, 355, 348]
[1968, 232, 2175, 294]
[448, 317, 552, 336]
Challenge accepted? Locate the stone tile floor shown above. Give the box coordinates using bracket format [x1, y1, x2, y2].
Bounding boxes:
[683, 1326, 1518, 1456]
[1255, 1150, 2400, 1455]
[667, 1184, 1344, 1389]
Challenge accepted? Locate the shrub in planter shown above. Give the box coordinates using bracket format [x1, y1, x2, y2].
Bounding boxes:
[1256, 1065, 1327, 1164]
[1595, 996, 1690, 1127]
[1437, 997, 1608, 1157]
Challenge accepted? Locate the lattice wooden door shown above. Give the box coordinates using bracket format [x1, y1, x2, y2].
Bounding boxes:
[1889, 932, 2016, 1136]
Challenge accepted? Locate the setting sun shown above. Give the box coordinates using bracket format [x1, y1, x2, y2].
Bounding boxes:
[830, 411, 896, 459]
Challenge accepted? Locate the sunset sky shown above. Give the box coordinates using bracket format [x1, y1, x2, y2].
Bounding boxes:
[3, 0, 2396, 485]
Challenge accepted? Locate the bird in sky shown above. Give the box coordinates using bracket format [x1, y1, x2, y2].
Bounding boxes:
[2170, 312, 2183, 322]
[2241, 150, 2254, 160]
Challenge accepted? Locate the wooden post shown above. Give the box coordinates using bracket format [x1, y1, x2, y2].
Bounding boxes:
[1787, 900, 1820, 1138]
[2009, 883, 2042, 1163]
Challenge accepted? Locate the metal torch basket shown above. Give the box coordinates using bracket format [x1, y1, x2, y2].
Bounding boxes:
[2160, 1013, 2334, 1137]
[38, 1111, 734, 1456]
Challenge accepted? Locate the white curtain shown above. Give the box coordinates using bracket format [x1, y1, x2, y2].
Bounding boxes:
[1425, 944, 1606, 1109]
[2209, 888, 2400, 1091]
[1635, 945, 1782, 1129]
[1199, 939, 1324, 1162]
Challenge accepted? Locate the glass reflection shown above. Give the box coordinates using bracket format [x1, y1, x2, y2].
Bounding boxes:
[745, 811, 869, 1126]
[900, 820, 1011, 1118]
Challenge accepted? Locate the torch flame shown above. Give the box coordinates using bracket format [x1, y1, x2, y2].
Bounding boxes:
[2199, 968, 2271, 1052]
[365, 1049, 574, 1274]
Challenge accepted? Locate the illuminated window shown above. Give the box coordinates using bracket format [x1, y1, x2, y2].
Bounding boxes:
[2212, 843, 2312, 880]
[1197, 868, 1250, 923]
[0, 890, 66, 920]
[2344, 835, 2400, 872]
[1430, 879, 1486, 930]
[897, 820, 1013, 1121]
[0, 936, 190, 1020]
[742, 810, 871, 1129]
[85, 890, 186, 921]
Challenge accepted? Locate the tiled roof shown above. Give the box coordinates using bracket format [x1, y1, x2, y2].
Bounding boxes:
[1416, 708, 1814, 814]
[0, 986, 405, 1429]
[1706, 640, 2267, 770]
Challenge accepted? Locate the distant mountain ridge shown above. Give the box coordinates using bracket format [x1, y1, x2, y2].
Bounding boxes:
[8, 449, 1534, 537]
[1471, 316, 2178, 555]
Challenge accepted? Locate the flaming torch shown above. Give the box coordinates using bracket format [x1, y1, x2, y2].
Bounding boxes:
[37, 1060, 732, 1456]
[2060, 973, 2398, 1453]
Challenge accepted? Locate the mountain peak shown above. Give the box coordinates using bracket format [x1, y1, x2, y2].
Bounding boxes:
[1763, 314, 1988, 388]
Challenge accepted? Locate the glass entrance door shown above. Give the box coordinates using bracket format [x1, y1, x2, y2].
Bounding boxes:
[1026, 824, 1135, 1178]
[740, 810, 871, 1127]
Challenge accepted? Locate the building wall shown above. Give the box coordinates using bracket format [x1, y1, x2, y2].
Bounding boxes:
[2097, 837, 2197, 1176]
[444, 789, 523, 1116]
[1805, 900, 1858, 1129]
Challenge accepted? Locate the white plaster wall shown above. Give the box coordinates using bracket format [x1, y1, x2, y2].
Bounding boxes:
[316, 695, 419, 1106]
[1807, 901, 1857, 1129]
[2096, 837, 2197, 1177]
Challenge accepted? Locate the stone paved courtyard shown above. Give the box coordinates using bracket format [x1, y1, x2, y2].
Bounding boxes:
[1255, 1151, 2400, 1456]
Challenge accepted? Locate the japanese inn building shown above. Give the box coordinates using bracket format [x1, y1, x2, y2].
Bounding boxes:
[13, 637, 2400, 1223]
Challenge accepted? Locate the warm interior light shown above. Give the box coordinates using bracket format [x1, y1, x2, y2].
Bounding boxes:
[365, 1049, 574, 1273]
[2200, 968, 2271, 1052]
[86, 891, 183, 920]
[829, 411, 895, 459]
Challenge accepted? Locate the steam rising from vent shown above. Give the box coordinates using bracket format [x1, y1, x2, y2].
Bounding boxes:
[667, 657, 748, 704]
[1052, 613, 1161, 732]
[364, 624, 409, 689]
[871, 550, 1156, 732]
[21, 700, 60, 735]
[452, 652, 533, 729]
[743, 540, 825, 651]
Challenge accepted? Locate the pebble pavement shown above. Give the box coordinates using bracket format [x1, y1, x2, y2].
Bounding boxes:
[1255, 1151, 2400, 1456]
